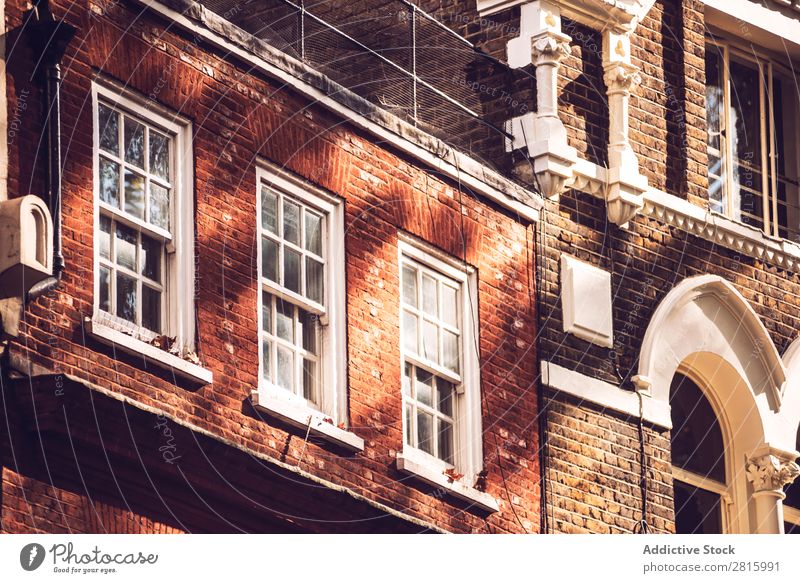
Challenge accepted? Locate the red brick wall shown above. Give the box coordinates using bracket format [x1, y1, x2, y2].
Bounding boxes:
[1, 0, 539, 533]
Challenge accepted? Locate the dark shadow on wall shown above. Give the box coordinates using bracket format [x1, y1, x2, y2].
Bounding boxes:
[560, 19, 609, 169]
[662, 2, 689, 198]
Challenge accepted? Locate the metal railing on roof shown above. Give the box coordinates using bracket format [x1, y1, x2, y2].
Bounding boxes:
[200, 0, 513, 168]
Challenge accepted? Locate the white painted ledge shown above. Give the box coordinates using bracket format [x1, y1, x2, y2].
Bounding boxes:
[85, 318, 213, 385]
[251, 391, 364, 452]
[541, 360, 672, 429]
[396, 452, 500, 513]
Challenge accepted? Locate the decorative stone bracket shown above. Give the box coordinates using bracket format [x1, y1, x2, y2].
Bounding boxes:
[505, 0, 654, 226]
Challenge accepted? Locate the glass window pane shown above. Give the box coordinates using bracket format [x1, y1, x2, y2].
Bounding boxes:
[302, 358, 317, 403]
[402, 362, 412, 395]
[402, 264, 417, 308]
[99, 158, 120, 207]
[729, 59, 763, 165]
[149, 130, 170, 180]
[262, 293, 273, 333]
[443, 330, 459, 374]
[404, 403, 413, 447]
[670, 373, 726, 483]
[115, 223, 137, 270]
[422, 274, 437, 316]
[441, 285, 458, 327]
[262, 339, 272, 382]
[276, 346, 293, 391]
[305, 258, 324, 304]
[99, 265, 110, 312]
[275, 299, 294, 342]
[98, 104, 119, 155]
[422, 320, 438, 363]
[304, 210, 322, 255]
[261, 187, 278, 234]
[262, 237, 278, 283]
[116, 273, 137, 323]
[284, 247, 301, 293]
[402, 311, 418, 353]
[438, 420, 453, 464]
[124, 117, 145, 167]
[99, 215, 111, 259]
[438, 378, 453, 417]
[149, 183, 170, 230]
[415, 368, 433, 407]
[142, 285, 161, 332]
[673, 481, 722, 534]
[300, 309, 317, 354]
[124, 169, 145, 220]
[283, 199, 300, 244]
[417, 411, 433, 455]
[141, 234, 161, 282]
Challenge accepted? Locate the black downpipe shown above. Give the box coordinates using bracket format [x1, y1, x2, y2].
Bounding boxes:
[22, 0, 75, 303]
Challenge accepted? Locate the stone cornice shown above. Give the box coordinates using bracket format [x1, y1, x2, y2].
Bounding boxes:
[479, 0, 657, 32]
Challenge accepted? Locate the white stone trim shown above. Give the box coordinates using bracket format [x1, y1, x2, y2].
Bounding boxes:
[396, 452, 499, 513]
[540, 360, 672, 428]
[134, 0, 541, 223]
[704, 0, 800, 56]
[560, 254, 613, 348]
[85, 317, 213, 384]
[479, 0, 657, 32]
[250, 391, 364, 452]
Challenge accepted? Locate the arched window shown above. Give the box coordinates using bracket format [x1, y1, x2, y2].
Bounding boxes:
[670, 373, 728, 534]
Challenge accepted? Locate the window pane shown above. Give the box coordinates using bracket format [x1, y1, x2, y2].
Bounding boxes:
[284, 247, 301, 293]
[262, 339, 272, 381]
[262, 293, 272, 333]
[99, 266, 110, 312]
[302, 358, 317, 403]
[673, 481, 722, 534]
[438, 378, 453, 417]
[443, 330, 459, 373]
[404, 403, 413, 447]
[99, 216, 111, 259]
[670, 373, 726, 483]
[304, 210, 322, 255]
[422, 320, 438, 363]
[276, 346, 293, 390]
[417, 411, 433, 455]
[415, 368, 433, 407]
[115, 223, 137, 270]
[275, 299, 294, 342]
[142, 286, 161, 332]
[305, 258, 324, 304]
[261, 187, 278, 234]
[300, 309, 317, 354]
[149, 130, 170, 180]
[402, 311, 417, 353]
[402, 264, 417, 307]
[124, 117, 145, 167]
[438, 420, 453, 464]
[98, 104, 119, 155]
[141, 234, 161, 282]
[441, 285, 458, 327]
[124, 169, 145, 220]
[283, 199, 300, 244]
[402, 362, 412, 395]
[262, 237, 278, 282]
[116, 273, 137, 323]
[99, 158, 120, 207]
[729, 59, 762, 164]
[149, 183, 170, 230]
[422, 274, 437, 316]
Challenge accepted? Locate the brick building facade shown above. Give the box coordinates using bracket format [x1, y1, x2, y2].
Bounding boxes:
[1, 0, 799, 534]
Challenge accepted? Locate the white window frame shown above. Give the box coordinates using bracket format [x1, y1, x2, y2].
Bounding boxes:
[706, 36, 800, 241]
[397, 235, 485, 493]
[87, 79, 209, 384]
[252, 163, 362, 452]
